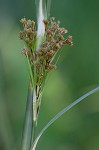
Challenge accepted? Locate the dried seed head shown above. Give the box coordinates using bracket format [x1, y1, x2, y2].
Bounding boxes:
[59, 42, 63, 47]
[58, 28, 68, 34]
[67, 35, 72, 40]
[19, 17, 73, 95]
[19, 31, 24, 40]
[46, 28, 52, 35]
[25, 37, 29, 43]
[20, 18, 27, 25]
[21, 47, 28, 54]
[57, 34, 64, 41]
[49, 64, 56, 70]
[24, 28, 33, 35]
[50, 50, 54, 54]
[50, 41, 56, 48]
[56, 43, 60, 49]
[42, 41, 49, 47]
[64, 35, 73, 46]
[46, 51, 54, 57]
[50, 17, 55, 22]
[32, 21, 35, 26]
[43, 20, 49, 25]
[40, 48, 46, 54]
[27, 20, 33, 27]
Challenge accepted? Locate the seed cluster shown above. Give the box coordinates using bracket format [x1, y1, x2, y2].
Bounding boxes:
[19, 17, 73, 112]
[19, 18, 36, 49]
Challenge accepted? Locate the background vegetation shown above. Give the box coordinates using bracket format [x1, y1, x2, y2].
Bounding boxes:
[0, 0, 99, 150]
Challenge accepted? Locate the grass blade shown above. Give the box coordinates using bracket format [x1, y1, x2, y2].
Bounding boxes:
[31, 86, 99, 150]
[35, 0, 51, 19]
[21, 83, 33, 150]
[35, 0, 51, 50]
[42, 0, 51, 18]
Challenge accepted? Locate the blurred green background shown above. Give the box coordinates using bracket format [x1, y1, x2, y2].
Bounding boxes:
[0, 0, 99, 150]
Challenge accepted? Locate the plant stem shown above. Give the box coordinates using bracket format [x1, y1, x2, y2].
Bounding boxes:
[32, 120, 37, 143]
[21, 83, 33, 150]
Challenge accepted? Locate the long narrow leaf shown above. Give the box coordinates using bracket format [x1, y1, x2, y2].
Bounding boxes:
[31, 86, 99, 150]
[35, 0, 51, 50]
[21, 84, 33, 150]
[42, 0, 51, 18]
[46, 0, 51, 18]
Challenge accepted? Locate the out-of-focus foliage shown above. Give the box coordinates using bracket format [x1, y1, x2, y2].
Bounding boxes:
[0, 0, 99, 150]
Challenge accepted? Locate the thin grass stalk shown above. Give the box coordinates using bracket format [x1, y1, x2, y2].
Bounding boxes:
[31, 86, 99, 150]
[21, 83, 33, 150]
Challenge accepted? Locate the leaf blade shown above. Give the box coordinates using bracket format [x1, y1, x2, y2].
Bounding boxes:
[31, 86, 99, 150]
[21, 84, 33, 150]
[35, 0, 51, 50]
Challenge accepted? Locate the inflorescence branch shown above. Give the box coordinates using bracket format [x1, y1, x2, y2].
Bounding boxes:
[19, 17, 73, 122]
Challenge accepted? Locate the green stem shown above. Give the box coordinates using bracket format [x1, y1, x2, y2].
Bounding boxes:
[21, 83, 33, 150]
[32, 121, 37, 143]
[26, 53, 34, 89]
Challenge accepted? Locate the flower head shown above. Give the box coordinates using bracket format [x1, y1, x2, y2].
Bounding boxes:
[19, 17, 73, 121]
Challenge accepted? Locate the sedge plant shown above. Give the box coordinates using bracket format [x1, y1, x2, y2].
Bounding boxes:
[19, 0, 99, 150]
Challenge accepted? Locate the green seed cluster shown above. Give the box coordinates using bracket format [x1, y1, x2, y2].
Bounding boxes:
[19, 17, 73, 102]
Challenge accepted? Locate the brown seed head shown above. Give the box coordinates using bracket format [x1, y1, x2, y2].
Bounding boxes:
[24, 28, 33, 36]
[64, 35, 73, 46]
[20, 18, 27, 25]
[19, 31, 24, 40]
[42, 42, 49, 47]
[59, 28, 68, 34]
[40, 48, 47, 54]
[50, 17, 55, 22]
[21, 47, 28, 54]
[49, 64, 56, 70]
[46, 51, 53, 57]
[43, 20, 49, 25]
[57, 34, 64, 41]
